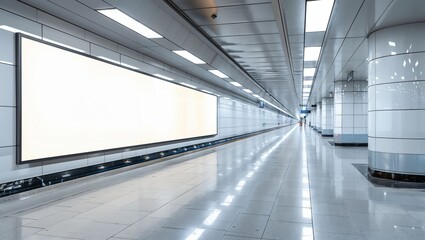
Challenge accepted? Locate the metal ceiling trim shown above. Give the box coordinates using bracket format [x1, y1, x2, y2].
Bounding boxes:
[273, 0, 299, 107]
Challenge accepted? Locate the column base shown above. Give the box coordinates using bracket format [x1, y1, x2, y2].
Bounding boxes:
[334, 134, 367, 146]
[321, 129, 333, 137]
[368, 167, 425, 183]
[368, 150, 425, 177]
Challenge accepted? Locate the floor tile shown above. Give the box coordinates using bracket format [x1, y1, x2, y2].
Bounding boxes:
[270, 206, 312, 223]
[262, 220, 313, 240]
[37, 218, 127, 240]
[226, 214, 268, 238]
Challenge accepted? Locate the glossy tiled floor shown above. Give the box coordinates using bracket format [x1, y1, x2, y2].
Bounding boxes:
[1, 126, 425, 240]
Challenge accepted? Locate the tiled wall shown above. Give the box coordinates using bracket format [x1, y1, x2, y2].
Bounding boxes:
[321, 97, 334, 136]
[0, 5, 294, 184]
[334, 80, 368, 144]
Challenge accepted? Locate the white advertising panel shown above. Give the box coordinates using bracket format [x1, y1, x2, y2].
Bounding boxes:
[18, 36, 217, 163]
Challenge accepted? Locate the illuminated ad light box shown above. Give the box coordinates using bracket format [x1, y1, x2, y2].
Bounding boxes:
[16, 35, 218, 163]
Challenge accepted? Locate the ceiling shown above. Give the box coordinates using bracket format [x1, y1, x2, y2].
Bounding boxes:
[16, 0, 425, 115]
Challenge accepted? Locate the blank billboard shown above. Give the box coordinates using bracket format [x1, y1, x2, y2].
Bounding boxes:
[17, 35, 217, 163]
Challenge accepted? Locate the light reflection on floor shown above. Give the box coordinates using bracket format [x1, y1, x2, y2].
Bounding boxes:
[1, 126, 425, 240]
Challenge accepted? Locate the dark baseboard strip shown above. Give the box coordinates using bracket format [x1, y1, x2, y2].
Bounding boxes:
[334, 143, 368, 147]
[321, 134, 333, 137]
[368, 167, 425, 187]
[0, 125, 291, 198]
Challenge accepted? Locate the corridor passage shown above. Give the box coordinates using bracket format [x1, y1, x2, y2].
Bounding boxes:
[1, 126, 425, 240]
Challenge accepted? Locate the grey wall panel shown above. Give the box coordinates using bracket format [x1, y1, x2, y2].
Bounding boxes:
[0, 29, 15, 65]
[0, 107, 15, 147]
[42, 26, 90, 53]
[0, 64, 15, 107]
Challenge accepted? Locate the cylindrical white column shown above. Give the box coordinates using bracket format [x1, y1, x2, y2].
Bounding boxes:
[316, 102, 322, 133]
[321, 97, 334, 136]
[310, 106, 316, 129]
[333, 80, 368, 145]
[368, 22, 425, 177]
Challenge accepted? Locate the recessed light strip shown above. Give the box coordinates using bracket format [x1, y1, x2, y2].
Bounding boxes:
[98, 9, 162, 39]
[230, 82, 243, 87]
[208, 69, 228, 78]
[0, 25, 40, 39]
[180, 82, 197, 89]
[173, 50, 206, 64]
[304, 47, 321, 61]
[153, 74, 174, 81]
[305, 0, 334, 32]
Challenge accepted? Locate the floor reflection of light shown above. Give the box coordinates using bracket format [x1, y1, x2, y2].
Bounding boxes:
[246, 171, 254, 178]
[302, 190, 310, 198]
[203, 209, 221, 225]
[302, 177, 309, 184]
[185, 228, 205, 240]
[302, 208, 311, 219]
[302, 226, 313, 236]
[302, 200, 311, 208]
[221, 195, 235, 206]
[235, 180, 246, 191]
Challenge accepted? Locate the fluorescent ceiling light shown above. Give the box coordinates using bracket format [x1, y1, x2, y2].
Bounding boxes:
[201, 89, 213, 94]
[98, 9, 162, 39]
[0, 25, 40, 39]
[208, 69, 228, 78]
[304, 47, 321, 61]
[44, 38, 86, 53]
[180, 82, 197, 88]
[304, 68, 316, 77]
[172, 50, 205, 64]
[98, 56, 120, 65]
[303, 88, 311, 92]
[153, 73, 173, 81]
[121, 63, 139, 70]
[230, 81, 243, 87]
[243, 89, 253, 93]
[306, 0, 334, 32]
[304, 80, 313, 85]
[253, 94, 260, 98]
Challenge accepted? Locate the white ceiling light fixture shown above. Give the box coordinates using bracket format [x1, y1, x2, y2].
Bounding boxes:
[304, 68, 316, 77]
[98, 9, 162, 39]
[304, 47, 321, 61]
[180, 82, 197, 89]
[304, 80, 313, 86]
[208, 69, 229, 78]
[173, 50, 206, 64]
[253, 94, 260, 98]
[303, 88, 311, 93]
[153, 74, 173, 81]
[305, 0, 335, 32]
[243, 89, 253, 93]
[230, 82, 243, 87]
[201, 89, 213, 94]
